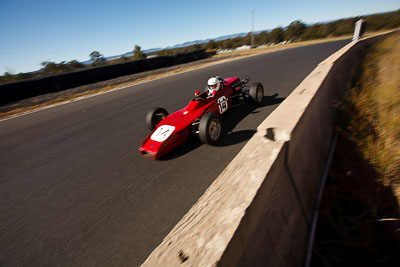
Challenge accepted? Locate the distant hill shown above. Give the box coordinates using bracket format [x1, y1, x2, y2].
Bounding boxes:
[81, 31, 265, 65]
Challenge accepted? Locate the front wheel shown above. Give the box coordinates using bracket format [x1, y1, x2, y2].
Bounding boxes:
[199, 113, 223, 145]
[146, 107, 168, 131]
[248, 82, 264, 106]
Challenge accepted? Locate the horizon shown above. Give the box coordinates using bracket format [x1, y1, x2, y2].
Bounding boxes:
[1, 0, 398, 74]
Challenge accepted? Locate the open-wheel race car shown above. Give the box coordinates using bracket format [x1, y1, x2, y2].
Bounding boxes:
[139, 76, 264, 159]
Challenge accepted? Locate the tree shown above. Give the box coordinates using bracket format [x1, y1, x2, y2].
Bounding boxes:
[221, 39, 234, 50]
[319, 23, 336, 37]
[3, 72, 13, 77]
[0, 72, 13, 83]
[302, 24, 324, 40]
[66, 60, 84, 71]
[255, 31, 269, 45]
[232, 36, 245, 48]
[40, 61, 62, 74]
[191, 44, 203, 51]
[269, 27, 285, 43]
[285, 20, 306, 41]
[156, 49, 174, 56]
[243, 33, 252, 46]
[89, 51, 105, 62]
[40, 60, 84, 74]
[205, 40, 217, 51]
[133, 45, 147, 60]
[118, 56, 129, 62]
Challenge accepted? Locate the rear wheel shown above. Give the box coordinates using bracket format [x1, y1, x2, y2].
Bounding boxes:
[248, 82, 264, 106]
[146, 107, 168, 131]
[199, 113, 223, 145]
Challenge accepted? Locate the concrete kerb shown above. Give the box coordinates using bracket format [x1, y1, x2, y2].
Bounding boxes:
[141, 32, 391, 267]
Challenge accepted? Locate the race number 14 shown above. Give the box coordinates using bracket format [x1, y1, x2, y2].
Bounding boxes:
[151, 125, 175, 142]
[218, 96, 228, 114]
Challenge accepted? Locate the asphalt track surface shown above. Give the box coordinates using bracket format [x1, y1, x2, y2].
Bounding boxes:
[0, 39, 350, 266]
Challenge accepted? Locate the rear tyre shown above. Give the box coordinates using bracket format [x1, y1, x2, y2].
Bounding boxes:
[248, 82, 264, 106]
[146, 107, 168, 131]
[199, 113, 223, 145]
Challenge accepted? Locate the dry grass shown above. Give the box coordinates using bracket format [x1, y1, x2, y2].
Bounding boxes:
[345, 31, 400, 185]
[312, 31, 400, 267]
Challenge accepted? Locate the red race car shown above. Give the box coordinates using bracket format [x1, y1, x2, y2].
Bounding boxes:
[139, 76, 264, 159]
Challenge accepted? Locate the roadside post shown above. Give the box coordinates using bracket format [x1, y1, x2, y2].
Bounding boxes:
[352, 19, 364, 41]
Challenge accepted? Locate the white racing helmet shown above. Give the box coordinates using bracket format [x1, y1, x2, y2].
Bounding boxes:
[207, 77, 220, 95]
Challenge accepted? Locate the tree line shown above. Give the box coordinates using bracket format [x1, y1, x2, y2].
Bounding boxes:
[0, 45, 148, 83]
[199, 9, 399, 51]
[1, 10, 399, 84]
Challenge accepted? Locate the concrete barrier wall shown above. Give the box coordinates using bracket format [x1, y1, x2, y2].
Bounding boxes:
[220, 35, 384, 267]
[141, 33, 389, 267]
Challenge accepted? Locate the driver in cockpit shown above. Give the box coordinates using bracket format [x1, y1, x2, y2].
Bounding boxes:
[206, 76, 222, 97]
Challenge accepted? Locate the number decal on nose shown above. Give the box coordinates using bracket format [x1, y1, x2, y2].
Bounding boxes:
[151, 125, 175, 142]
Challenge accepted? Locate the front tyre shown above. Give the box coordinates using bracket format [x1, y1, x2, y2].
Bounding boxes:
[249, 82, 264, 106]
[199, 113, 223, 145]
[146, 107, 168, 131]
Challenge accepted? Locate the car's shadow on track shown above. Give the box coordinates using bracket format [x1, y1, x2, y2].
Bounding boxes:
[222, 93, 285, 133]
[263, 93, 285, 106]
[159, 93, 285, 161]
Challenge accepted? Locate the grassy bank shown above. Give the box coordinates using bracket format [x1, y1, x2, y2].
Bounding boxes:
[346, 32, 400, 186]
[311, 32, 400, 266]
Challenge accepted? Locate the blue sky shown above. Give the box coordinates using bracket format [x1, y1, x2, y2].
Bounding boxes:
[0, 0, 398, 74]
